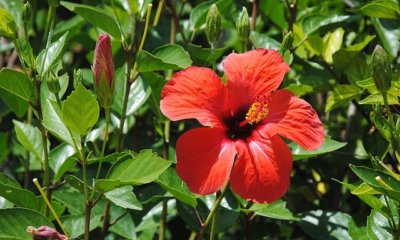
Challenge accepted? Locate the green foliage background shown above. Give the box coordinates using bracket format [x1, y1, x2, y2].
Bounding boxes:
[0, 0, 399, 239]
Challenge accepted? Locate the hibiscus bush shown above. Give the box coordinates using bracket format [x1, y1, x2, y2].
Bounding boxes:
[0, 0, 399, 239]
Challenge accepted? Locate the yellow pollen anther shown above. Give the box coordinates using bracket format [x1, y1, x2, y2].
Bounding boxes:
[239, 96, 270, 127]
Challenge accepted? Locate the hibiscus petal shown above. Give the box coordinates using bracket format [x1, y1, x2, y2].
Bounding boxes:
[222, 49, 290, 110]
[161, 66, 226, 127]
[230, 135, 292, 203]
[176, 128, 236, 195]
[259, 89, 324, 150]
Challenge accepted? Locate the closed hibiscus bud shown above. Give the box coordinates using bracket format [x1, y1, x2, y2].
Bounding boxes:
[73, 69, 83, 89]
[47, 70, 60, 95]
[236, 7, 250, 43]
[205, 4, 221, 45]
[23, 1, 31, 24]
[372, 45, 391, 92]
[93, 34, 115, 109]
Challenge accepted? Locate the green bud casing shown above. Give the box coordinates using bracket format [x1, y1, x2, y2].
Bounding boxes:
[73, 69, 83, 89]
[205, 4, 221, 45]
[47, 70, 60, 95]
[281, 31, 293, 51]
[236, 7, 250, 42]
[372, 45, 391, 92]
[47, 0, 60, 8]
[23, 2, 31, 24]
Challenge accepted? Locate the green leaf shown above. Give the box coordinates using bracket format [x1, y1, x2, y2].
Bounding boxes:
[290, 136, 347, 161]
[187, 43, 227, 66]
[0, 7, 17, 40]
[348, 217, 367, 240]
[372, 18, 400, 58]
[352, 182, 381, 195]
[109, 214, 137, 240]
[0, 132, 9, 165]
[350, 165, 400, 201]
[62, 84, 99, 135]
[36, 32, 67, 76]
[325, 85, 362, 112]
[355, 0, 400, 19]
[358, 92, 398, 105]
[346, 57, 370, 85]
[363, 128, 389, 159]
[250, 32, 281, 50]
[43, 100, 80, 147]
[0, 173, 38, 209]
[63, 214, 102, 238]
[0, 68, 32, 102]
[104, 186, 142, 210]
[333, 34, 375, 73]
[13, 120, 43, 160]
[0, 208, 54, 240]
[298, 210, 351, 240]
[336, 180, 390, 218]
[52, 191, 85, 215]
[95, 150, 171, 192]
[64, 175, 91, 192]
[60, 1, 122, 40]
[156, 167, 197, 207]
[137, 44, 192, 72]
[248, 200, 298, 221]
[0, 89, 29, 117]
[112, 74, 151, 116]
[259, 0, 287, 30]
[49, 143, 76, 181]
[302, 14, 352, 36]
[367, 209, 393, 240]
[322, 28, 344, 64]
[14, 38, 35, 69]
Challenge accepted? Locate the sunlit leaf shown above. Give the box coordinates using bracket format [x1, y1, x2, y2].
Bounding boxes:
[62, 84, 99, 135]
[60, 1, 122, 40]
[290, 136, 347, 160]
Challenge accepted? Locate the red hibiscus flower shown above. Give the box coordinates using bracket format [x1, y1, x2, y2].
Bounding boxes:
[160, 49, 324, 203]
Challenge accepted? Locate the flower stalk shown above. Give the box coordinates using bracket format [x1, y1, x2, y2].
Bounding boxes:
[197, 183, 230, 240]
[33, 178, 69, 238]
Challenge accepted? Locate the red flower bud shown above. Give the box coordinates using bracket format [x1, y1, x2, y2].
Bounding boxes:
[26, 226, 68, 240]
[93, 34, 114, 87]
[93, 34, 115, 109]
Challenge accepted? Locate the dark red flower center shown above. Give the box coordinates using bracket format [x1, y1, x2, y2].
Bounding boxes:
[225, 96, 270, 140]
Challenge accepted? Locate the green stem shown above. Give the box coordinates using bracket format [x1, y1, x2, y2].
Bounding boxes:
[240, 40, 247, 53]
[158, 200, 168, 240]
[39, 114, 50, 195]
[23, 107, 32, 188]
[78, 136, 91, 240]
[210, 210, 217, 240]
[159, 121, 170, 240]
[116, 69, 132, 152]
[101, 201, 111, 239]
[210, 42, 216, 71]
[383, 92, 400, 157]
[93, 108, 111, 186]
[197, 183, 229, 240]
[42, 6, 56, 48]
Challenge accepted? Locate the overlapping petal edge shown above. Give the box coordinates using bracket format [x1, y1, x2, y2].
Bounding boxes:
[160, 49, 324, 203]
